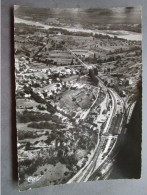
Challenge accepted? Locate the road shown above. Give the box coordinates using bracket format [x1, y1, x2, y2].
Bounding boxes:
[24, 44, 128, 184]
[126, 101, 136, 124]
[66, 51, 125, 183]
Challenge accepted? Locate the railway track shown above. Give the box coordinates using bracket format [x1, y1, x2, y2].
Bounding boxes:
[67, 64, 125, 184]
[67, 88, 118, 183]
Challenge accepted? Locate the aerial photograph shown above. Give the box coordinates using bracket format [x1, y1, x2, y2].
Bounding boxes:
[14, 6, 142, 191]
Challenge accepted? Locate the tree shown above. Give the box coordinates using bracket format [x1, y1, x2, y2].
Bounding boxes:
[94, 53, 96, 59]
[93, 67, 98, 75]
[25, 142, 31, 150]
[70, 59, 74, 65]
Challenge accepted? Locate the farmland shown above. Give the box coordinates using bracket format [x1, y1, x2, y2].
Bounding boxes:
[14, 7, 142, 191]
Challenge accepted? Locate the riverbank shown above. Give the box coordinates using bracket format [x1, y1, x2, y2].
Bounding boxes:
[14, 16, 142, 41]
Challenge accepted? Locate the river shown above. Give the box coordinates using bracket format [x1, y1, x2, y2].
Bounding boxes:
[14, 17, 142, 41]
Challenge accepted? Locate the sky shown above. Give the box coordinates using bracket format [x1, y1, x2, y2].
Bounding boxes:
[14, 6, 142, 25]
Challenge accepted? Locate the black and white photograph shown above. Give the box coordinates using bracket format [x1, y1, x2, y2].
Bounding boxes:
[14, 6, 142, 191]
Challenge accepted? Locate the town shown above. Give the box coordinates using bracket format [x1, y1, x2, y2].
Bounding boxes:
[14, 9, 142, 191]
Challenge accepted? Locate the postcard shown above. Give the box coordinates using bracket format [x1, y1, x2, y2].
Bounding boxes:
[14, 6, 142, 191]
